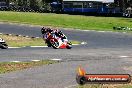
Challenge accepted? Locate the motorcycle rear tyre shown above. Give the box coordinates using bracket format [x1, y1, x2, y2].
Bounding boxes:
[49, 40, 59, 49]
[0, 44, 8, 49]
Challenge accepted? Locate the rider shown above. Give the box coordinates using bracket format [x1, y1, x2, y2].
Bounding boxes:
[52, 28, 67, 41]
[41, 27, 66, 47]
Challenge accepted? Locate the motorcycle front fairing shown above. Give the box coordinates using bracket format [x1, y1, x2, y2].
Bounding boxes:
[57, 37, 69, 49]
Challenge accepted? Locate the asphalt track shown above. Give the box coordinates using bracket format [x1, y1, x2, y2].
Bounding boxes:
[0, 23, 132, 88]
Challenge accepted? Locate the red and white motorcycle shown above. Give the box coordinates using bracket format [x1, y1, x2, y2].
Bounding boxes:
[45, 32, 72, 49]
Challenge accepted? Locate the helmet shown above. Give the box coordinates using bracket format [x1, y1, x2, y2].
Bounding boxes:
[46, 28, 53, 33]
[41, 27, 47, 34]
[58, 30, 62, 34]
[58, 31, 63, 36]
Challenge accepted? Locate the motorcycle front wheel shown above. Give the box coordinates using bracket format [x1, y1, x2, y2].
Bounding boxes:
[66, 45, 72, 49]
[66, 42, 72, 49]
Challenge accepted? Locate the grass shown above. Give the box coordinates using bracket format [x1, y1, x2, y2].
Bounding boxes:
[0, 34, 80, 47]
[0, 60, 57, 74]
[0, 34, 44, 47]
[0, 11, 132, 31]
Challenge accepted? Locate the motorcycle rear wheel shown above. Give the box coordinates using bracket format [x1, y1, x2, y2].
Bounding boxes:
[49, 39, 59, 49]
[0, 44, 8, 49]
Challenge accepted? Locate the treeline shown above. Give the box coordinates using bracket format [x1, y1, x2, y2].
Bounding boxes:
[1, 0, 62, 12]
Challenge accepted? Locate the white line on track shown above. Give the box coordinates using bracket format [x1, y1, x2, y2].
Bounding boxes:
[8, 34, 12, 36]
[8, 47, 21, 48]
[106, 31, 113, 33]
[98, 31, 106, 32]
[64, 84, 77, 88]
[30, 46, 48, 48]
[82, 30, 90, 31]
[25, 36, 29, 37]
[119, 56, 129, 58]
[50, 59, 62, 61]
[11, 61, 21, 63]
[81, 42, 87, 45]
[8, 41, 87, 49]
[31, 60, 41, 62]
[8, 59, 61, 63]
[18, 35, 22, 36]
[72, 44, 79, 45]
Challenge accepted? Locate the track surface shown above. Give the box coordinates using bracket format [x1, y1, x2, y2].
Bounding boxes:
[0, 23, 132, 88]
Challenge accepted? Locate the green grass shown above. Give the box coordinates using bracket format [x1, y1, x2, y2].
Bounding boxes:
[0, 34, 44, 47]
[0, 34, 80, 47]
[0, 60, 57, 74]
[0, 11, 132, 31]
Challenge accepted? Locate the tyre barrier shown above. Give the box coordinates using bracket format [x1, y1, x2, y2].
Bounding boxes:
[113, 26, 132, 31]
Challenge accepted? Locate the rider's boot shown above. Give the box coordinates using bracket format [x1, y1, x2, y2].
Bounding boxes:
[46, 40, 51, 47]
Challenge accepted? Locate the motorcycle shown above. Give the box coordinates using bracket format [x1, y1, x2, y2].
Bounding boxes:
[0, 38, 8, 49]
[45, 32, 72, 49]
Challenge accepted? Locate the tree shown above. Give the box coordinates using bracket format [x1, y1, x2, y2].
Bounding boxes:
[6, 0, 9, 6]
